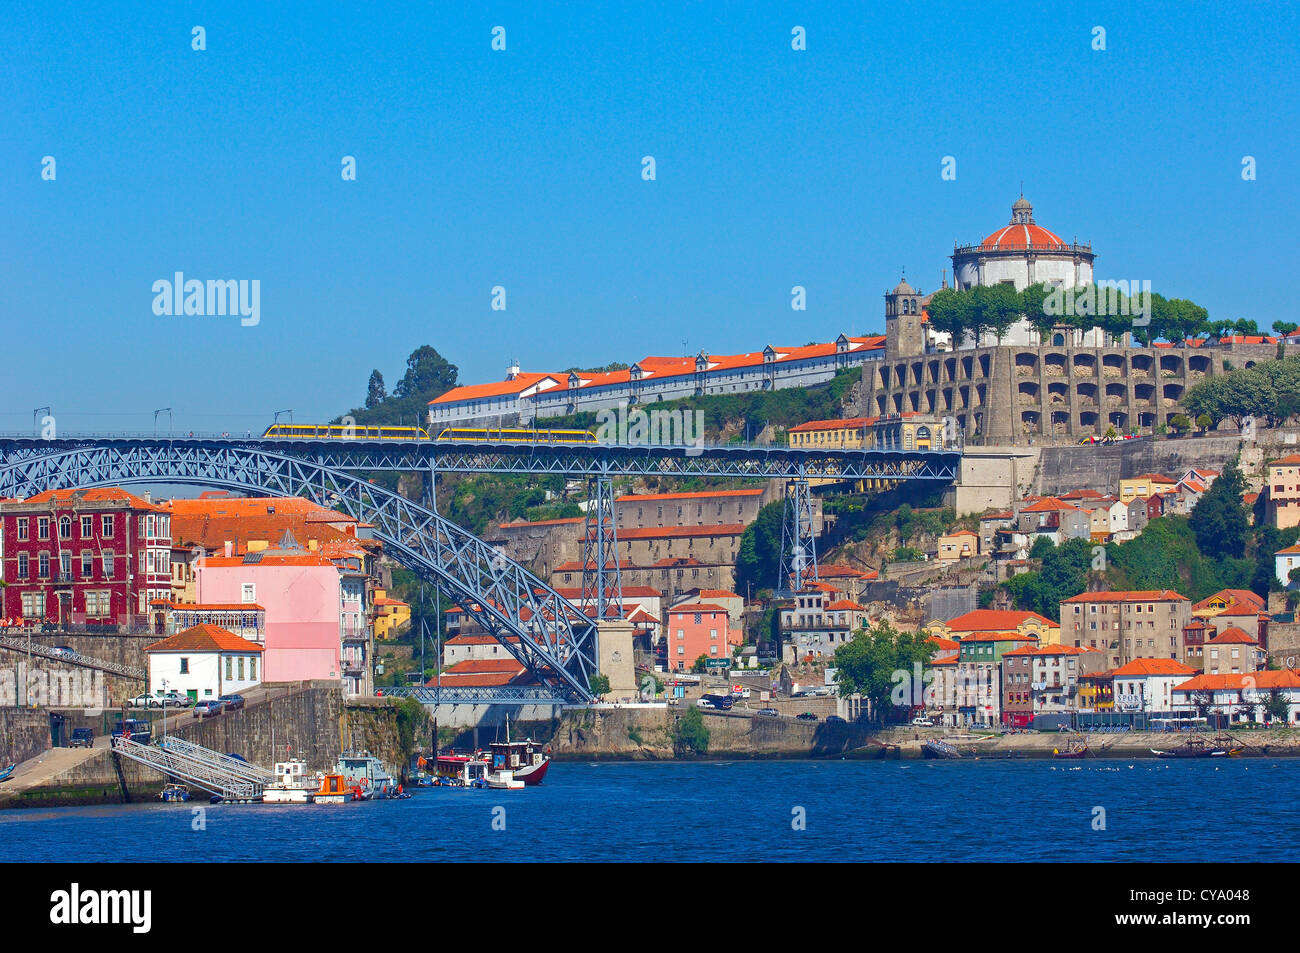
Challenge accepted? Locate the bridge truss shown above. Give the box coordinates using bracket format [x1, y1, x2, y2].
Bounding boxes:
[0, 443, 599, 703]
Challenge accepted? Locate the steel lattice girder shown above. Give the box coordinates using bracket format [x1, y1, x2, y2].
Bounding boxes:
[580, 475, 623, 619]
[0, 437, 961, 481]
[778, 479, 818, 591]
[0, 444, 597, 702]
[378, 685, 567, 705]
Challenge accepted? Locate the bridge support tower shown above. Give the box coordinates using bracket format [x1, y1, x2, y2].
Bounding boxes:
[778, 477, 818, 594]
[580, 474, 623, 620]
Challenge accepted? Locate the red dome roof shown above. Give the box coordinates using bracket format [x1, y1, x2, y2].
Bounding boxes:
[980, 222, 1066, 250]
[976, 196, 1069, 250]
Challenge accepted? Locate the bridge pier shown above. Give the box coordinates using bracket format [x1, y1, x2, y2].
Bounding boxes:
[581, 473, 623, 620]
[778, 477, 818, 593]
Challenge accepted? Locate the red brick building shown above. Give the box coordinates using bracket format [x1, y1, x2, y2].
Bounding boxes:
[0, 488, 173, 626]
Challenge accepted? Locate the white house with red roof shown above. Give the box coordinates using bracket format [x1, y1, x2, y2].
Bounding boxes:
[1111, 658, 1197, 713]
[428, 334, 886, 428]
[1172, 670, 1300, 725]
[145, 623, 264, 703]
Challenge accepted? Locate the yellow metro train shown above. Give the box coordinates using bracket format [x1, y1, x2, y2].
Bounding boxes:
[262, 424, 598, 443]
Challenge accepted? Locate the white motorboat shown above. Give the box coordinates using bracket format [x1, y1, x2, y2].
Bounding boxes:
[262, 759, 316, 804]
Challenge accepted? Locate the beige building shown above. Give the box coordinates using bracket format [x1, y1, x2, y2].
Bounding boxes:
[1118, 473, 1177, 504]
[936, 530, 979, 563]
[1060, 589, 1191, 668]
[1266, 454, 1300, 529]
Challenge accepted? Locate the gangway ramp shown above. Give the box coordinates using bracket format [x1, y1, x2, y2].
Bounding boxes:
[159, 737, 274, 785]
[111, 737, 264, 801]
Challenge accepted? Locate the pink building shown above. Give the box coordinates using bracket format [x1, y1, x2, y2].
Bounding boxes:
[664, 602, 732, 672]
[197, 550, 348, 687]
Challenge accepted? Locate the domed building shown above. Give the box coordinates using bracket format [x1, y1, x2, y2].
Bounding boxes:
[952, 195, 1093, 293]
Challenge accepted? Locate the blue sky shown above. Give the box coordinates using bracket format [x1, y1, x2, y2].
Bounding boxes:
[3, 2, 1296, 433]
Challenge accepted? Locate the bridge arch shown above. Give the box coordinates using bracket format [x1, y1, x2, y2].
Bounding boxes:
[0, 443, 596, 702]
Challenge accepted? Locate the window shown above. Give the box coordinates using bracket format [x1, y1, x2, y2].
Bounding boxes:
[58, 516, 71, 539]
[21, 592, 42, 616]
[60, 552, 71, 577]
[249, 657, 257, 681]
[237, 657, 245, 680]
[81, 516, 93, 538]
[81, 551, 93, 577]
[101, 515, 113, 536]
[16, 518, 28, 541]
[225, 657, 233, 680]
[241, 583, 256, 603]
[17, 553, 28, 578]
[38, 517, 49, 540]
[179, 657, 190, 674]
[38, 552, 50, 578]
[102, 551, 115, 579]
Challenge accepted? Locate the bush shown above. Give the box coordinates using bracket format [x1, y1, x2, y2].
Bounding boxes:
[673, 707, 710, 755]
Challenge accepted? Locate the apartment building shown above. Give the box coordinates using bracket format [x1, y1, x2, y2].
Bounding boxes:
[1060, 590, 1191, 668]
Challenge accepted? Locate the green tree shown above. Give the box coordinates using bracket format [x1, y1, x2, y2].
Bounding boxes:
[1021, 282, 1056, 342]
[925, 288, 971, 344]
[673, 707, 710, 755]
[394, 345, 459, 400]
[832, 621, 935, 723]
[1029, 535, 1056, 560]
[973, 282, 1023, 344]
[1264, 688, 1291, 724]
[365, 369, 387, 409]
[690, 654, 710, 674]
[1190, 463, 1249, 560]
[589, 673, 611, 696]
[1272, 320, 1298, 338]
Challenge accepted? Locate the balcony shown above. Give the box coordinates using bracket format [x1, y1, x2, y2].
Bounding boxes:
[341, 627, 369, 643]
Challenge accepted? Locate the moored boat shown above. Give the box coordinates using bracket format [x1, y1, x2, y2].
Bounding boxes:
[1150, 736, 1228, 758]
[263, 759, 317, 803]
[486, 768, 524, 790]
[430, 753, 490, 788]
[313, 772, 353, 804]
[335, 751, 398, 799]
[1053, 738, 1091, 759]
[487, 717, 552, 785]
[159, 783, 192, 802]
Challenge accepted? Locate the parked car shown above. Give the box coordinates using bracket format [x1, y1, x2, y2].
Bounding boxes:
[826, 715, 847, 725]
[193, 699, 225, 718]
[911, 717, 936, 727]
[218, 694, 245, 712]
[696, 699, 715, 709]
[129, 692, 160, 709]
[796, 712, 818, 721]
[50, 645, 76, 658]
[756, 708, 780, 717]
[69, 727, 94, 748]
[156, 691, 191, 708]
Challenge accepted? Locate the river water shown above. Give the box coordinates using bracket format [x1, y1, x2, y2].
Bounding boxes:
[1, 759, 1292, 862]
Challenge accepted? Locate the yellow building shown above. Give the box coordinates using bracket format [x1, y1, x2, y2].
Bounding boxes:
[871, 412, 948, 451]
[372, 588, 411, 640]
[1118, 473, 1177, 504]
[928, 609, 1061, 646]
[786, 417, 871, 448]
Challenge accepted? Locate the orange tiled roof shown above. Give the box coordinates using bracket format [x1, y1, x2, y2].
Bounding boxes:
[496, 517, 585, 529]
[428, 372, 564, 405]
[667, 603, 730, 614]
[1270, 454, 1300, 467]
[1174, 670, 1300, 692]
[145, 623, 264, 654]
[1206, 627, 1258, 645]
[1111, 658, 1196, 677]
[943, 609, 1055, 631]
[605, 524, 745, 541]
[1062, 589, 1187, 603]
[961, 631, 1040, 643]
[787, 417, 873, 434]
[21, 487, 167, 511]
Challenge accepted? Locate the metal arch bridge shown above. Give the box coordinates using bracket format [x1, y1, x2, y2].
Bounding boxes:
[0, 441, 602, 704]
[0, 433, 962, 481]
[0, 434, 961, 700]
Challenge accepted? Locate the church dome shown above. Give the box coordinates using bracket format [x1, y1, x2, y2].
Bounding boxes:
[892, 277, 916, 295]
[980, 196, 1067, 250]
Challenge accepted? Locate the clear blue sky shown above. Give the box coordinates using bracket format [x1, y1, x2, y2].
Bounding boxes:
[3, 2, 1296, 433]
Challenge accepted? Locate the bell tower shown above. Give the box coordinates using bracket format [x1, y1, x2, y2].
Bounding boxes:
[884, 273, 924, 358]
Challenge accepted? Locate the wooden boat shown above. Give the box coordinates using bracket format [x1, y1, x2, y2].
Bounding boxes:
[487, 716, 551, 785]
[430, 753, 490, 788]
[1150, 736, 1228, 758]
[1053, 739, 1091, 759]
[922, 739, 961, 759]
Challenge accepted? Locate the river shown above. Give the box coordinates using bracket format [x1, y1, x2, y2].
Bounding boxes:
[1, 759, 1292, 862]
